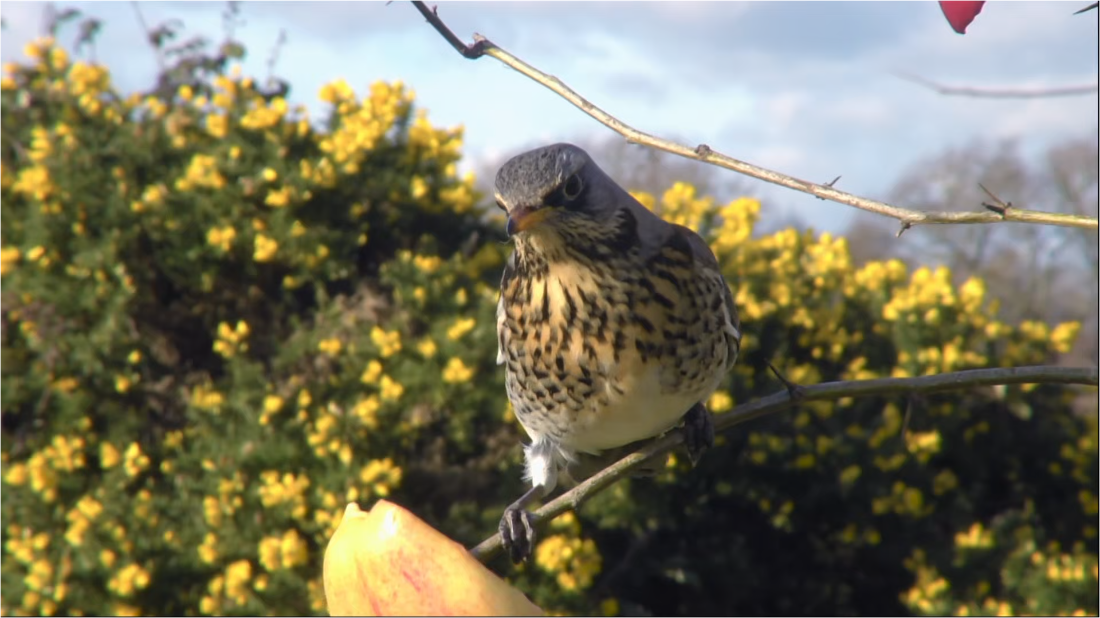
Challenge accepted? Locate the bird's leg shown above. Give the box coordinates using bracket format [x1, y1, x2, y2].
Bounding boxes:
[682, 402, 715, 466]
[767, 360, 806, 402]
[499, 484, 545, 564]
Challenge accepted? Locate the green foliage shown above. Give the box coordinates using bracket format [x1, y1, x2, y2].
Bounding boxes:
[2, 27, 1096, 618]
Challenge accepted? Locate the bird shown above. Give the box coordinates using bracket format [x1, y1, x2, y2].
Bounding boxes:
[493, 142, 743, 564]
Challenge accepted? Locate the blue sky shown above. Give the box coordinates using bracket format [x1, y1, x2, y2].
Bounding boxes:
[2, 1, 1096, 233]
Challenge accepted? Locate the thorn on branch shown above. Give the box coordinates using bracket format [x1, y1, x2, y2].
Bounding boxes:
[896, 221, 913, 238]
[766, 361, 805, 403]
[410, 0, 490, 59]
[900, 393, 926, 445]
[694, 144, 712, 157]
[1074, 2, 1098, 14]
[818, 175, 842, 200]
[979, 183, 1012, 217]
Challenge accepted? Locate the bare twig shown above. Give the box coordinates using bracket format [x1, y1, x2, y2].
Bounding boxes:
[468, 365, 1098, 563]
[411, 2, 489, 59]
[895, 71, 1099, 99]
[410, 2, 1098, 234]
[130, 1, 166, 72]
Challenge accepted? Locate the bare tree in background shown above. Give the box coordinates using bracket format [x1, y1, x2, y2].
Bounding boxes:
[845, 131, 1099, 364]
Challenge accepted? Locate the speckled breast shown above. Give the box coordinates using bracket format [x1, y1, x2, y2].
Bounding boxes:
[499, 243, 735, 454]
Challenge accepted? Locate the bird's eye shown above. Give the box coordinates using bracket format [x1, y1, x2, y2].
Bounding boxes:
[562, 174, 583, 200]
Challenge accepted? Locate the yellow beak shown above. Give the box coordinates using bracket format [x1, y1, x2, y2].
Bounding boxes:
[506, 207, 551, 236]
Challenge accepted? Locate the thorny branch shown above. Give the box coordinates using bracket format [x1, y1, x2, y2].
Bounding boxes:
[894, 71, 1099, 99]
[410, 1, 1098, 234]
[468, 365, 1099, 563]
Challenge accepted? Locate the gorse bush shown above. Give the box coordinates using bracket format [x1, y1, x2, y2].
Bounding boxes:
[2, 33, 1096, 617]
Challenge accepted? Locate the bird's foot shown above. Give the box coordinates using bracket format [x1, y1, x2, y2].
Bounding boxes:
[499, 505, 538, 564]
[682, 402, 715, 466]
[767, 360, 806, 402]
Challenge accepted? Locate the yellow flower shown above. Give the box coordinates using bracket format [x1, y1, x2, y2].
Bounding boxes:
[4, 462, 28, 485]
[370, 327, 402, 358]
[214, 320, 250, 357]
[417, 338, 437, 358]
[359, 458, 403, 497]
[191, 384, 226, 411]
[108, 563, 151, 598]
[352, 396, 381, 427]
[204, 112, 228, 138]
[123, 442, 150, 478]
[446, 317, 476, 341]
[0, 246, 20, 275]
[379, 375, 404, 402]
[442, 357, 474, 383]
[318, 78, 354, 104]
[225, 559, 253, 604]
[413, 254, 442, 273]
[198, 532, 219, 564]
[175, 154, 225, 191]
[318, 337, 342, 356]
[360, 360, 383, 384]
[1050, 321, 1081, 354]
[206, 225, 237, 252]
[254, 234, 278, 262]
[707, 390, 733, 413]
[265, 186, 292, 208]
[99, 442, 121, 468]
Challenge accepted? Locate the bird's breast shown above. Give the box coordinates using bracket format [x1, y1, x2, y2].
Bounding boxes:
[500, 252, 731, 453]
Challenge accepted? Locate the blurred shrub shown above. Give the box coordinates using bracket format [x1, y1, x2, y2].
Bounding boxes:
[1, 32, 1095, 618]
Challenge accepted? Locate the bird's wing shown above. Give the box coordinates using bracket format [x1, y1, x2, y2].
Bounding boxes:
[619, 187, 743, 364]
[496, 251, 517, 365]
[672, 224, 743, 362]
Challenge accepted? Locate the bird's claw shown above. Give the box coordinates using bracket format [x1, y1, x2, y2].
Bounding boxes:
[682, 402, 715, 466]
[499, 505, 537, 564]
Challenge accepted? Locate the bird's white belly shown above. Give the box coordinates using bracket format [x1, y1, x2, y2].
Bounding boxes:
[565, 364, 720, 454]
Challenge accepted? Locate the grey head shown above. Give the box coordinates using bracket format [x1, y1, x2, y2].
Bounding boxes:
[494, 143, 632, 237]
[493, 143, 679, 260]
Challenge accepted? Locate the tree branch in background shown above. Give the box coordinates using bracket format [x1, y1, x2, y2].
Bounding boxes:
[409, 1, 1098, 234]
[130, 1, 166, 73]
[894, 71, 1099, 99]
[468, 365, 1099, 563]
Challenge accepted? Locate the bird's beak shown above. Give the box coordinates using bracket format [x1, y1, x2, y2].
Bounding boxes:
[506, 206, 550, 237]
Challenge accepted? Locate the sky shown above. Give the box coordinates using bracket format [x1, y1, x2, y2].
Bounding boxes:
[2, 1, 1097, 233]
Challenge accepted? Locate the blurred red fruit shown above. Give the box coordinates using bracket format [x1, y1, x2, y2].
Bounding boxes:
[939, 1, 986, 34]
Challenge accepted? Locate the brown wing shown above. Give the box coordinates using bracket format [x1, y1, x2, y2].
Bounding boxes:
[671, 224, 743, 366]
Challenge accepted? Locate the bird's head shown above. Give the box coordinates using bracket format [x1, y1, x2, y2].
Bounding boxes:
[494, 143, 622, 242]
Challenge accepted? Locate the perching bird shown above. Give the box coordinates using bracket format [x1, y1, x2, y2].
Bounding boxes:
[494, 143, 742, 563]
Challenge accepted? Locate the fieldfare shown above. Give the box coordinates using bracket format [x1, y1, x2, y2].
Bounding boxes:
[494, 143, 742, 563]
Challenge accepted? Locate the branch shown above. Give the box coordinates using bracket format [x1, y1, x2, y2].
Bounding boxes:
[130, 1, 166, 73]
[409, 1, 1098, 234]
[468, 365, 1099, 563]
[895, 71, 1099, 99]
